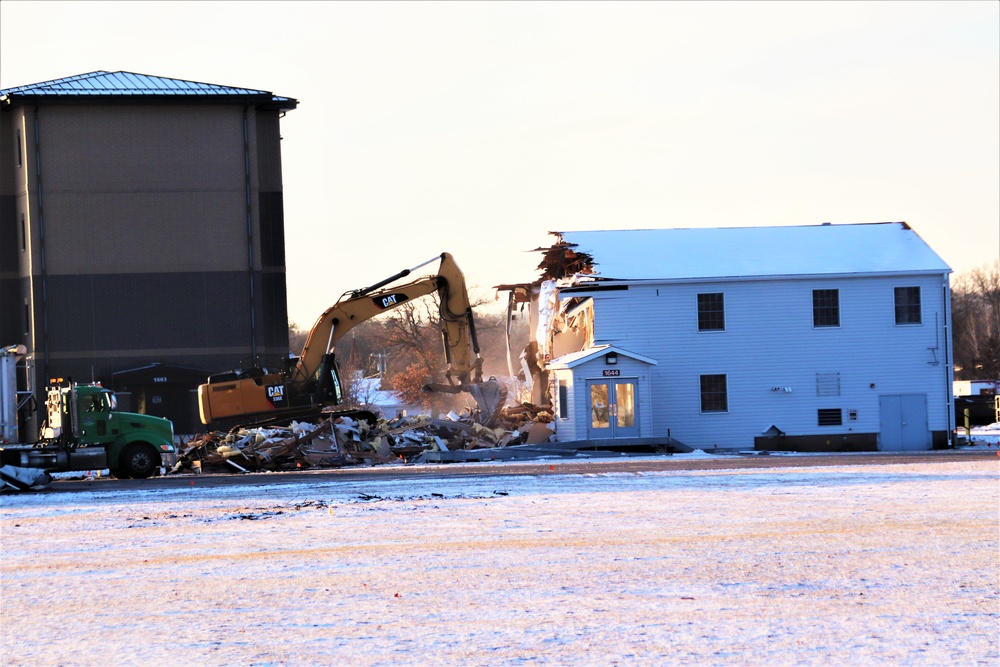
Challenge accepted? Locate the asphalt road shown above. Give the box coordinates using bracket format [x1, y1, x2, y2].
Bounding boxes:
[37, 449, 998, 494]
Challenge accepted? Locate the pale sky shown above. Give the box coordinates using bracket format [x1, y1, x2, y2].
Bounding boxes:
[2, 1, 997, 326]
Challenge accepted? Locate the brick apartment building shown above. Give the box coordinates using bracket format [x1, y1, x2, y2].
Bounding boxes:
[0, 71, 297, 434]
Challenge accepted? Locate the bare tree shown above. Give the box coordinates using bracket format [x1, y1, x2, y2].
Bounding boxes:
[380, 290, 510, 411]
[952, 259, 1000, 379]
[287, 322, 309, 355]
[292, 288, 516, 412]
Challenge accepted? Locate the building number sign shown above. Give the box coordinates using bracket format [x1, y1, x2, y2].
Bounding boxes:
[602, 369, 621, 377]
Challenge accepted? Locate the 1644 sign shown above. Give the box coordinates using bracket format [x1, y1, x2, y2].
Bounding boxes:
[602, 369, 621, 377]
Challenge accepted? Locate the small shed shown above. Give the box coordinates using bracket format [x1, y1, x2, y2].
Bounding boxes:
[112, 363, 207, 435]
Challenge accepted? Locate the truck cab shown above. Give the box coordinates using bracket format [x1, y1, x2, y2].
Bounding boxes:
[2, 380, 177, 478]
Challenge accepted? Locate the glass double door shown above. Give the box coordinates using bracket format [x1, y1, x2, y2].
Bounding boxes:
[587, 378, 639, 439]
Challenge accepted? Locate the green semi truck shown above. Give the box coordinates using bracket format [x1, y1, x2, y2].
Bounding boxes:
[1, 378, 177, 479]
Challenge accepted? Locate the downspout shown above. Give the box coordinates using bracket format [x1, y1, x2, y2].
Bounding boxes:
[943, 277, 953, 446]
[243, 106, 257, 362]
[32, 107, 49, 382]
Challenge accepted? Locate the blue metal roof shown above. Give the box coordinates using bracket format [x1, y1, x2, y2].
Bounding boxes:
[0, 71, 296, 109]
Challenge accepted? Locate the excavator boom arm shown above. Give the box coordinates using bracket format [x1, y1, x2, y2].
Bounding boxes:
[290, 253, 482, 387]
[197, 252, 500, 426]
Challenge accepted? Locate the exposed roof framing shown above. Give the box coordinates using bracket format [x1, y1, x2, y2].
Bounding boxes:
[533, 233, 597, 281]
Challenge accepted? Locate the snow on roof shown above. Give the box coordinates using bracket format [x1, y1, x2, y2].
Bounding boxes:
[548, 345, 657, 369]
[556, 222, 950, 282]
[0, 71, 297, 109]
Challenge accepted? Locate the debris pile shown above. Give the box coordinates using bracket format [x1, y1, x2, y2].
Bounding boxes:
[172, 402, 557, 474]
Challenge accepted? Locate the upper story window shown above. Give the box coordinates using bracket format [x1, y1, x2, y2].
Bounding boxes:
[697, 293, 725, 331]
[16, 129, 23, 168]
[813, 289, 840, 327]
[894, 286, 921, 325]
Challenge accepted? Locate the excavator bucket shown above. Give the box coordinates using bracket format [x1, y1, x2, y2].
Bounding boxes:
[465, 378, 508, 427]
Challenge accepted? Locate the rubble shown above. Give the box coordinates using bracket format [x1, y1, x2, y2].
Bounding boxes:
[0, 465, 52, 492]
[171, 402, 561, 474]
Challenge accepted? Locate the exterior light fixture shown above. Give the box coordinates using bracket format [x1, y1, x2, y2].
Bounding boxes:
[606, 352, 618, 365]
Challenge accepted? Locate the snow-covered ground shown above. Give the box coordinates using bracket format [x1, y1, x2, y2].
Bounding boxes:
[1, 457, 997, 666]
[965, 422, 1000, 446]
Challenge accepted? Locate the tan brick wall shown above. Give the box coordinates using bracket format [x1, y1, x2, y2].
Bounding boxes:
[34, 104, 256, 275]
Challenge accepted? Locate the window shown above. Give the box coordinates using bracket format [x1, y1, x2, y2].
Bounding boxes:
[558, 381, 568, 420]
[16, 129, 23, 168]
[813, 289, 840, 327]
[697, 293, 725, 331]
[700, 374, 728, 412]
[818, 408, 842, 426]
[20, 214, 26, 252]
[894, 286, 921, 324]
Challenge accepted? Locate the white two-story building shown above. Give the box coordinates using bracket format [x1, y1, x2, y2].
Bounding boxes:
[523, 222, 954, 451]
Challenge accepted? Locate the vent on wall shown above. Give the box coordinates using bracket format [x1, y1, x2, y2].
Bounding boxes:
[816, 372, 841, 397]
[818, 408, 843, 426]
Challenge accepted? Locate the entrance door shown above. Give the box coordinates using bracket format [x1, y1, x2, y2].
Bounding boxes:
[879, 394, 931, 451]
[587, 378, 639, 439]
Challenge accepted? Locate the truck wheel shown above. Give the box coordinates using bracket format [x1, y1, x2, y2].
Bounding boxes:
[119, 443, 160, 479]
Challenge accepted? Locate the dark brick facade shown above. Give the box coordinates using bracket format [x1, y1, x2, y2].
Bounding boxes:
[1, 78, 297, 436]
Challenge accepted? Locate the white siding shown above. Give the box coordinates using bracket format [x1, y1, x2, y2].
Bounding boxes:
[581, 274, 952, 449]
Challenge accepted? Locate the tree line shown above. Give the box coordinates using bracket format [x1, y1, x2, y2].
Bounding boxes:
[952, 259, 1000, 381]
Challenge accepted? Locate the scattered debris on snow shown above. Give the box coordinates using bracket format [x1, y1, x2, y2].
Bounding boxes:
[171, 402, 567, 474]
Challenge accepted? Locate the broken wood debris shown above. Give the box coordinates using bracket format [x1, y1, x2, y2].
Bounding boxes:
[171, 402, 558, 474]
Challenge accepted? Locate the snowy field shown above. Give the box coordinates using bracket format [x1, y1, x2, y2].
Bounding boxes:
[1, 457, 998, 666]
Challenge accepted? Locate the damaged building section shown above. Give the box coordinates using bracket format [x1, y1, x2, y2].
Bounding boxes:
[497, 232, 606, 410]
[497, 233, 601, 408]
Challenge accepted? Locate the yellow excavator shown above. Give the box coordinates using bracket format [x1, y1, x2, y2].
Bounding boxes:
[197, 253, 506, 428]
